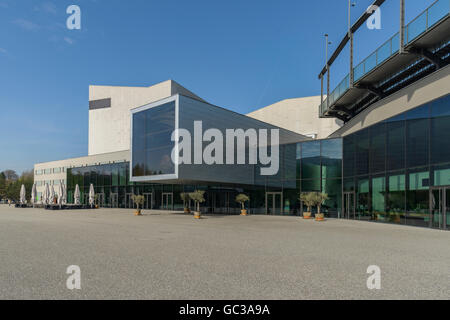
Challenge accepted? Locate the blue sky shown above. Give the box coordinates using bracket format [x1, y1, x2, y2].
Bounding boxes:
[0, 0, 437, 173]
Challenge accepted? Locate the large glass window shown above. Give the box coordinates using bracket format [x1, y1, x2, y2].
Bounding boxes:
[406, 168, 430, 227]
[369, 123, 386, 174]
[301, 141, 321, 180]
[355, 129, 369, 176]
[343, 135, 355, 178]
[132, 101, 176, 177]
[431, 95, 450, 164]
[386, 114, 405, 171]
[406, 105, 429, 168]
[356, 177, 370, 220]
[372, 176, 385, 219]
[387, 173, 406, 222]
[321, 139, 342, 179]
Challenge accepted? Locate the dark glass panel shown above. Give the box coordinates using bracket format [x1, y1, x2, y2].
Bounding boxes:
[406, 117, 429, 168]
[132, 112, 146, 177]
[301, 179, 321, 192]
[321, 139, 342, 179]
[431, 95, 450, 164]
[301, 141, 321, 180]
[355, 129, 369, 176]
[371, 176, 385, 220]
[356, 177, 370, 220]
[322, 178, 342, 218]
[432, 163, 450, 187]
[369, 123, 386, 174]
[406, 168, 430, 227]
[343, 135, 355, 178]
[386, 173, 406, 223]
[387, 120, 405, 171]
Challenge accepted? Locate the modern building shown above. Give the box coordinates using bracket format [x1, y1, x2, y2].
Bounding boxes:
[34, 0, 450, 230]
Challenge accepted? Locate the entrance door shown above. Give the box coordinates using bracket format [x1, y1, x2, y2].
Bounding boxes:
[143, 193, 153, 209]
[266, 192, 283, 215]
[212, 192, 229, 214]
[430, 187, 449, 230]
[125, 193, 134, 209]
[343, 192, 355, 219]
[96, 193, 105, 207]
[110, 193, 118, 208]
[162, 193, 173, 210]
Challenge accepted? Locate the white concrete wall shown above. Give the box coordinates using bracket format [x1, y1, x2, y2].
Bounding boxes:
[246, 96, 343, 139]
[34, 150, 129, 202]
[88, 80, 204, 156]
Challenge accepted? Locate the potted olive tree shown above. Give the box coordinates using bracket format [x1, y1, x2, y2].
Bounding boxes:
[235, 194, 250, 216]
[180, 193, 191, 213]
[299, 192, 315, 219]
[132, 194, 145, 216]
[313, 192, 329, 221]
[189, 190, 205, 219]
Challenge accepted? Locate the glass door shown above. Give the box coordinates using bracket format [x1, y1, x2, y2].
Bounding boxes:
[430, 187, 449, 230]
[343, 192, 355, 219]
[110, 193, 118, 208]
[266, 192, 283, 215]
[162, 193, 173, 210]
[125, 193, 134, 209]
[96, 193, 105, 207]
[143, 193, 153, 209]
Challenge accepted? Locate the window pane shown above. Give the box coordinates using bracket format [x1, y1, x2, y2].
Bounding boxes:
[406, 168, 430, 227]
[431, 95, 450, 164]
[387, 119, 405, 171]
[406, 118, 429, 168]
[370, 123, 386, 174]
[321, 139, 342, 179]
[372, 177, 385, 220]
[343, 135, 355, 177]
[301, 141, 321, 180]
[356, 177, 370, 220]
[355, 129, 369, 176]
[387, 173, 406, 222]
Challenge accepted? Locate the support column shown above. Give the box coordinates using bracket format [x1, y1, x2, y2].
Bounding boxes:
[400, 0, 405, 54]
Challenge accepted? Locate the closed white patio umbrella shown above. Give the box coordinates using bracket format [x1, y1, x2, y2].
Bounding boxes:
[31, 183, 37, 206]
[89, 184, 95, 208]
[74, 184, 81, 205]
[58, 183, 64, 206]
[43, 183, 50, 205]
[50, 185, 55, 204]
[20, 184, 26, 205]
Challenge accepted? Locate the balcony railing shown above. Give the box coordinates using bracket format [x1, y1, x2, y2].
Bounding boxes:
[320, 0, 449, 116]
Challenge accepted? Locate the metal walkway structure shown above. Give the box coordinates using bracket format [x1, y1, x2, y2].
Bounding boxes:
[319, 0, 450, 122]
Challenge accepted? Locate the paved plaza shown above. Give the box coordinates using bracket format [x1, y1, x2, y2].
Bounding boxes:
[0, 205, 448, 299]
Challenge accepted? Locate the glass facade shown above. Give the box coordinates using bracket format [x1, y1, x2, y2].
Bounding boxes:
[343, 94, 450, 230]
[66, 94, 449, 230]
[132, 101, 176, 177]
